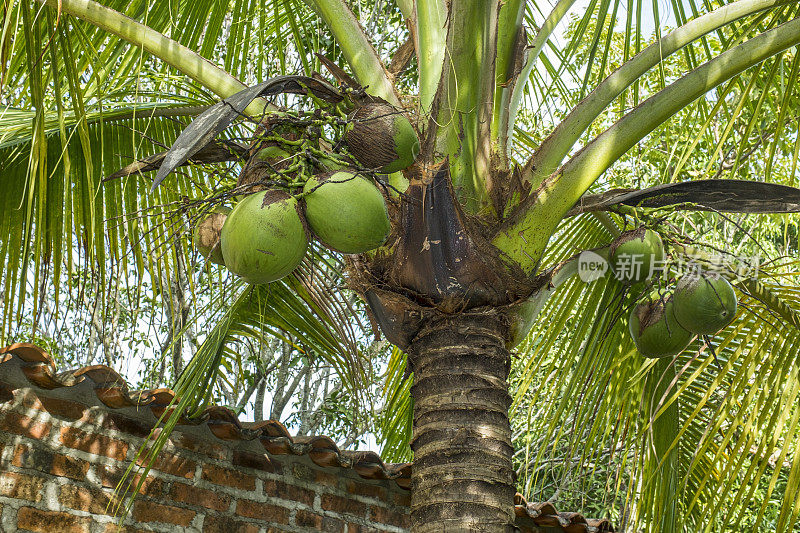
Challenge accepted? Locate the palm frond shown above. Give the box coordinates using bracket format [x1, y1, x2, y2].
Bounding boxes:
[377, 345, 413, 462]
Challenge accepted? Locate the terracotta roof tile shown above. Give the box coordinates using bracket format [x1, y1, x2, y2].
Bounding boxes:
[0, 342, 614, 532]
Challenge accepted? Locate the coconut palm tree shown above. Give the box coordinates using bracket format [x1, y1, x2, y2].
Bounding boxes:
[2, 0, 800, 531]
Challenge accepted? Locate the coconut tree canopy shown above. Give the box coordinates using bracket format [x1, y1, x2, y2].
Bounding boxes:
[1, 0, 800, 531]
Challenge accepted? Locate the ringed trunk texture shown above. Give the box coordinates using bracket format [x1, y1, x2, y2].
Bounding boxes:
[407, 310, 516, 532]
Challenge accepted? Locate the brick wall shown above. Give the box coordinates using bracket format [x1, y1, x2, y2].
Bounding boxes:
[0, 385, 410, 533]
[0, 345, 612, 533]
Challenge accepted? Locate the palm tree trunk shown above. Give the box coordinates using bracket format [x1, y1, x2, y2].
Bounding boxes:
[407, 310, 516, 532]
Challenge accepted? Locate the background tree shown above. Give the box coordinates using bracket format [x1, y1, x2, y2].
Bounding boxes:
[1, 0, 800, 531]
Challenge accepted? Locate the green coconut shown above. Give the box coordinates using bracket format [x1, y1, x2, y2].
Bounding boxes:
[254, 145, 291, 162]
[220, 190, 308, 284]
[303, 171, 391, 254]
[673, 273, 737, 334]
[344, 102, 419, 174]
[610, 227, 664, 284]
[629, 296, 694, 358]
[193, 207, 230, 265]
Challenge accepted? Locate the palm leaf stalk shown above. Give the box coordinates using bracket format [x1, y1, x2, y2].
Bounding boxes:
[3, 0, 800, 531]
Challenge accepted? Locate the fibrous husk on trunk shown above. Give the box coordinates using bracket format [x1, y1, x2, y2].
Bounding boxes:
[388, 161, 532, 310]
[362, 287, 434, 350]
[350, 161, 535, 346]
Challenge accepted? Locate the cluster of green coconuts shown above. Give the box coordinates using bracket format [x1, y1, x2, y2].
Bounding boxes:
[193, 102, 419, 284]
[610, 228, 739, 358]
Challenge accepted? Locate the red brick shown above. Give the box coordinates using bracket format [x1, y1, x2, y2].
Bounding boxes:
[95, 465, 165, 496]
[0, 472, 44, 501]
[345, 525, 386, 533]
[264, 479, 315, 507]
[51, 454, 90, 480]
[171, 482, 231, 511]
[320, 516, 346, 532]
[136, 452, 195, 478]
[232, 450, 274, 472]
[202, 515, 260, 533]
[133, 500, 196, 526]
[101, 524, 151, 533]
[59, 427, 128, 460]
[295, 512, 348, 531]
[235, 499, 290, 523]
[322, 493, 368, 517]
[59, 484, 119, 515]
[0, 410, 51, 439]
[202, 463, 255, 491]
[17, 507, 91, 533]
[11, 443, 54, 470]
[10, 442, 25, 466]
[295, 509, 323, 529]
[369, 505, 410, 528]
[96, 464, 133, 488]
[344, 479, 387, 501]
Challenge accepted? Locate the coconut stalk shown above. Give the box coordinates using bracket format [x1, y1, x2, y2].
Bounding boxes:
[490, 0, 526, 160]
[523, 0, 797, 187]
[303, 0, 401, 105]
[33, 0, 270, 115]
[494, 16, 800, 275]
[428, 0, 499, 213]
[415, 0, 447, 114]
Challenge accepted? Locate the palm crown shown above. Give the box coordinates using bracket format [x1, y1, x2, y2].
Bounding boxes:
[1, 0, 800, 531]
